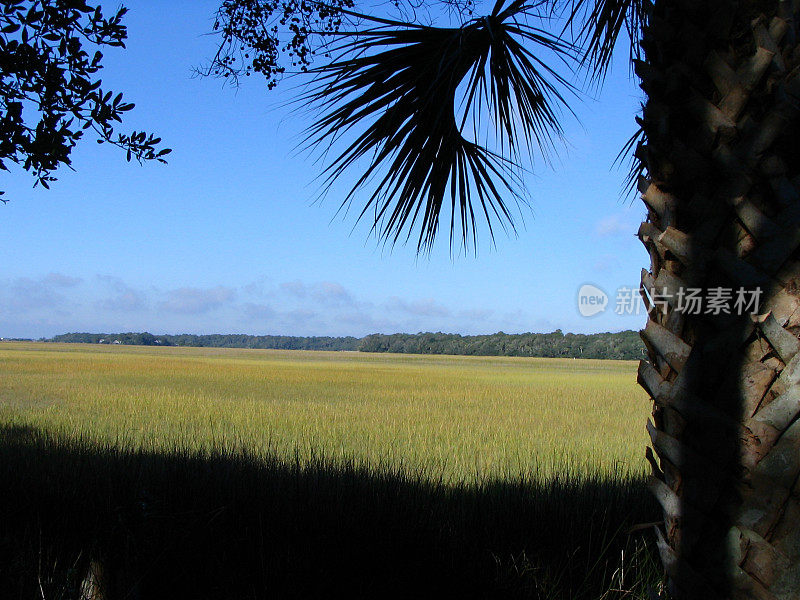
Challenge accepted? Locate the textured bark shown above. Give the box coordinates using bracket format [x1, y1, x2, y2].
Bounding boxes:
[636, 1, 800, 598]
[79, 559, 107, 600]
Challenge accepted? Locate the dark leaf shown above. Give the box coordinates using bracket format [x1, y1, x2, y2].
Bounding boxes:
[301, 0, 577, 252]
[552, 0, 648, 81]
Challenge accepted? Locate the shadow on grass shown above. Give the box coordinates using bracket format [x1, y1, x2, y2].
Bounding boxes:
[0, 425, 660, 599]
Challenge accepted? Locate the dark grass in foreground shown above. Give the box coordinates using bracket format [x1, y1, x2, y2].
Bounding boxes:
[0, 426, 661, 599]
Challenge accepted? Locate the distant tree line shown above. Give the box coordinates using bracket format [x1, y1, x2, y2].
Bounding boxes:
[48, 332, 360, 351]
[358, 330, 644, 360]
[47, 330, 645, 360]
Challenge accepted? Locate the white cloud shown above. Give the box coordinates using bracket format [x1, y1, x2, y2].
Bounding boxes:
[285, 308, 317, 324]
[311, 281, 354, 306]
[280, 280, 307, 298]
[159, 286, 236, 315]
[595, 214, 631, 237]
[43, 272, 82, 287]
[243, 302, 275, 320]
[2, 273, 81, 313]
[458, 308, 494, 321]
[243, 276, 272, 298]
[2, 274, 552, 339]
[385, 297, 451, 318]
[96, 275, 147, 312]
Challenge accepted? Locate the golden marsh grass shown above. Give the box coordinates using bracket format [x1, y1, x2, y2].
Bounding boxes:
[0, 341, 650, 482]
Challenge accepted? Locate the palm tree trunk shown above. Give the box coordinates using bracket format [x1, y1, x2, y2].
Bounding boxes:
[636, 1, 800, 598]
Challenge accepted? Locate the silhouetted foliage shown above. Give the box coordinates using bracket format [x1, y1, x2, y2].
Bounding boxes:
[206, 0, 355, 87]
[205, 0, 480, 88]
[0, 0, 169, 200]
[0, 425, 660, 598]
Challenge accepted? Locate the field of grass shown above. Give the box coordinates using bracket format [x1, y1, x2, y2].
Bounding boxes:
[0, 342, 650, 482]
[0, 342, 660, 598]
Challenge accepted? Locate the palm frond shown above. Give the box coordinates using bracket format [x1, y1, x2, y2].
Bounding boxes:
[555, 0, 649, 83]
[614, 114, 646, 202]
[299, 0, 578, 253]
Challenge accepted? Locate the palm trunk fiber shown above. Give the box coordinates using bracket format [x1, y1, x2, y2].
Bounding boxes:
[636, 1, 800, 598]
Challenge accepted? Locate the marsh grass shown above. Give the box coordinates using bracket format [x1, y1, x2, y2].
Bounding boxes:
[0, 342, 649, 483]
[0, 343, 661, 598]
[0, 426, 661, 599]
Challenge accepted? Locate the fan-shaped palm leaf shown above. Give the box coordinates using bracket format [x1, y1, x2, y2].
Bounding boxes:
[300, 0, 578, 252]
[554, 0, 648, 81]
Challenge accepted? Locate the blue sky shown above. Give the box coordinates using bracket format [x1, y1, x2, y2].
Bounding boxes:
[1, 1, 650, 339]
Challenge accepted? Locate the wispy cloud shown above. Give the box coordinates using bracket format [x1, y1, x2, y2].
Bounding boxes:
[243, 302, 275, 320]
[311, 282, 354, 307]
[286, 308, 317, 323]
[280, 280, 306, 298]
[3, 274, 546, 339]
[243, 276, 272, 298]
[96, 275, 147, 312]
[159, 286, 236, 315]
[595, 214, 631, 237]
[385, 297, 451, 318]
[458, 308, 493, 321]
[43, 273, 82, 288]
[2, 273, 82, 313]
